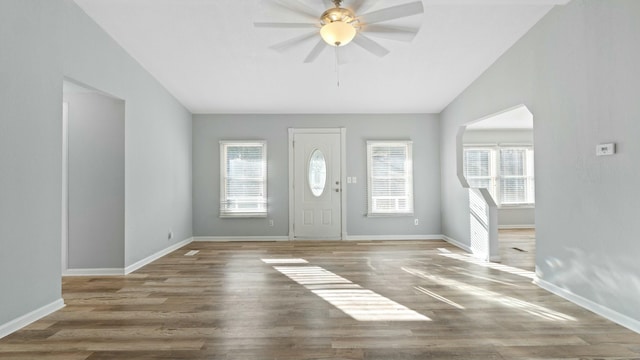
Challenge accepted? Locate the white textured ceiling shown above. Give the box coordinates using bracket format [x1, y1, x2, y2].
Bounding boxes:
[72, 0, 568, 114]
[467, 105, 533, 130]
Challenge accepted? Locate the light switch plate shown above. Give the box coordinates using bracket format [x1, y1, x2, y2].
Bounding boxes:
[596, 143, 615, 156]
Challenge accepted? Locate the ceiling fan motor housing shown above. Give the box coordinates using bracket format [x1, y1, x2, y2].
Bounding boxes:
[321, 7, 355, 25]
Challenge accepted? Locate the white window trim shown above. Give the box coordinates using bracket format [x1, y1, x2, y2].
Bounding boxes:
[499, 146, 535, 206]
[366, 140, 414, 217]
[463, 145, 535, 208]
[219, 141, 267, 218]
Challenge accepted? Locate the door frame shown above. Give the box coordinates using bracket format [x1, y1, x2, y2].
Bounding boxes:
[288, 128, 347, 240]
[62, 101, 69, 273]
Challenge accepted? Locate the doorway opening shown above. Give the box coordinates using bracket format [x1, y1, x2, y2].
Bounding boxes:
[62, 79, 125, 275]
[457, 105, 536, 269]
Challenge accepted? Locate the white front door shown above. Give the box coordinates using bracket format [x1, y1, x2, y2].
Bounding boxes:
[290, 129, 343, 240]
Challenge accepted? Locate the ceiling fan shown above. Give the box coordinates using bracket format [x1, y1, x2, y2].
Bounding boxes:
[254, 0, 424, 63]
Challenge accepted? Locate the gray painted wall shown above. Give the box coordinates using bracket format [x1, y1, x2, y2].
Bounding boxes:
[463, 129, 535, 227]
[62, 1, 193, 267]
[497, 207, 534, 229]
[64, 92, 125, 269]
[0, 0, 192, 327]
[441, 0, 640, 323]
[463, 129, 533, 145]
[193, 114, 441, 238]
[0, 0, 64, 326]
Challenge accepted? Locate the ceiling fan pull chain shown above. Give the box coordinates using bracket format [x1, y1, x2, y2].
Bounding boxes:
[335, 47, 340, 87]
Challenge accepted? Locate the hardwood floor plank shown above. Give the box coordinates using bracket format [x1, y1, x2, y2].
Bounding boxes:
[0, 352, 92, 360]
[1, 234, 639, 359]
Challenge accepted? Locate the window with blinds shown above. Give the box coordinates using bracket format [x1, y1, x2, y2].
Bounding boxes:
[220, 141, 267, 217]
[463, 148, 496, 199]
[366, 141, 414, 216]
[500, 148, 534, 205]
[463, 146, 534, 206]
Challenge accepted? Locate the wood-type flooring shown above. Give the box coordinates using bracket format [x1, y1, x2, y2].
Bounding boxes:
[1, 232, 639, 359]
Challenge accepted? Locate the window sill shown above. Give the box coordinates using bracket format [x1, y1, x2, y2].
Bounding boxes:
[498, 204, 535, 210]
[367, 213, 414, 218]
[220, 213, 268, 219]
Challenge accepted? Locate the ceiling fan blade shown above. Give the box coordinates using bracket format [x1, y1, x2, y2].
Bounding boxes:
[348, 0, 375, 13]
[358, 1, 424, 25]
[304, 39, 328, 63]
[254, 22, 318, 29]
[270, 0, 319, 21]
[352, 33, 390, 57]
[362, 24, 419, 42]
[269, 31, 319, 53]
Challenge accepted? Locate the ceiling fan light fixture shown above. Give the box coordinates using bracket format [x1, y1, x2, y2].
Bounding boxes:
[320, 21, 356, 47]
[320, 5, 357, 47]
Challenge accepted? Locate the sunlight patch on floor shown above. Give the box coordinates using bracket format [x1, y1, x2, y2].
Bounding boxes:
[438, 250, 536, 280]
[261, 258, 309, 264]
[312, 289, 431, 321]
[402, 266, 576, 322]
[414, 286, 465, 309]
[273, 266, 352, 285]
[268, 261, 430, 322]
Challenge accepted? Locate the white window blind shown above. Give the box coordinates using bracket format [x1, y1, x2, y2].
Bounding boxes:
[367, 141, 414, 216]
[220, 141, 267, 217]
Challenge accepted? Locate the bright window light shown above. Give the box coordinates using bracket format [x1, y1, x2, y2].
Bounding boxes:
[463, 146, 535, 206]
[366, 141, 414, 216]
[220, 141, 267, 218]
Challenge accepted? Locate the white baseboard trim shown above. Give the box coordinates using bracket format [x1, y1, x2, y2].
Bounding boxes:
[194, 236, 289, 242]
[124, 237, 193, 274]
[441, 235, 472, 253]
[195, 235, 448, 242]
[63, 268, 124, 276]
[344, 235, 444, 241]
[0, 298, 65, 339]
[498, 224, 535, 229]
[535, 276, 640, 334]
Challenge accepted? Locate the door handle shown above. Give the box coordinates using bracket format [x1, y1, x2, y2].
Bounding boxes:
[335, 188, 340, 192]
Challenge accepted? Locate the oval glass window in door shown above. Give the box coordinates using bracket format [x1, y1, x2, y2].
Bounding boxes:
[308, 149, 327, 197]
